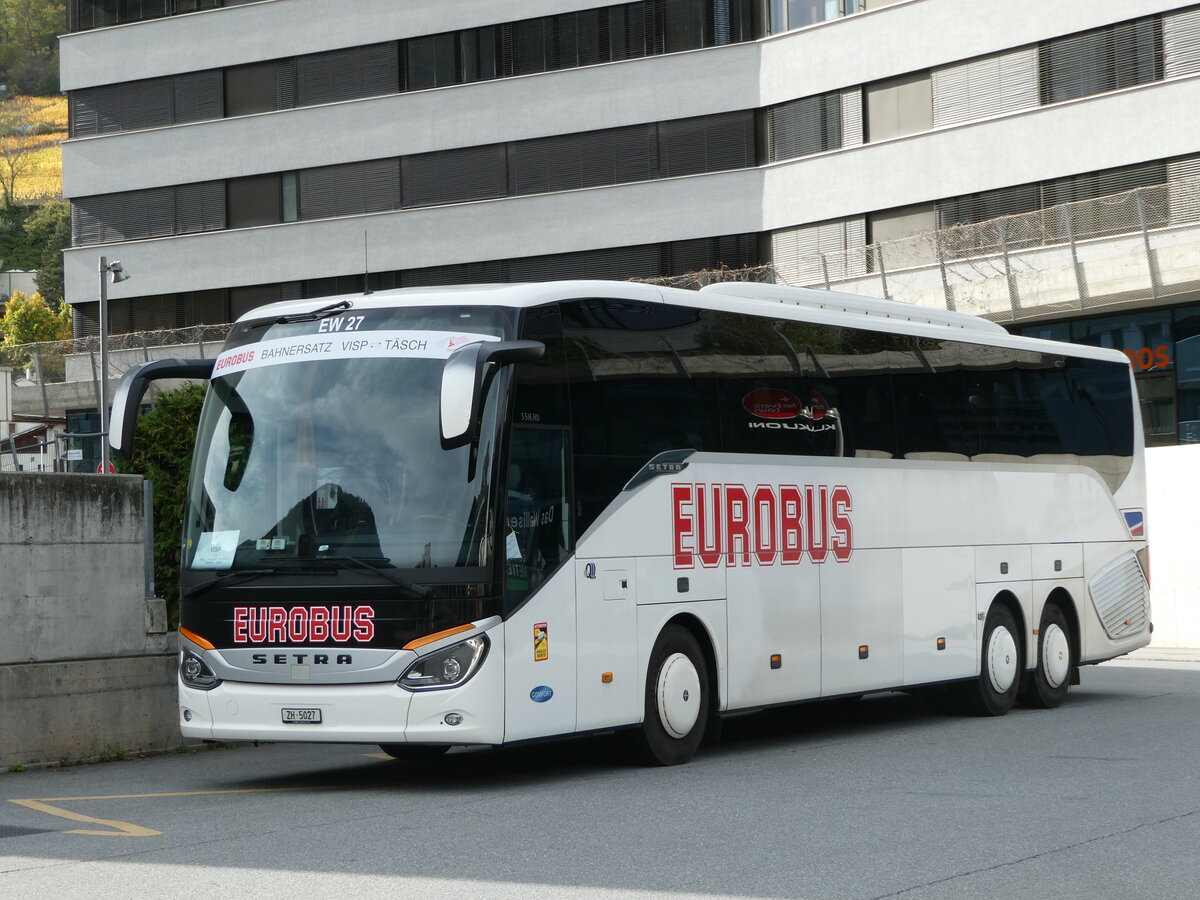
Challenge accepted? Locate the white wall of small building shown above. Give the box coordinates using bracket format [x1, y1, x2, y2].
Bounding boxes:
[1146, 445, 1200, 648]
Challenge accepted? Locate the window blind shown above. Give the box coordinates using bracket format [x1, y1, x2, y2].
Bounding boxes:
[297, 43, 399, 107]
[1164, 6, 1200, 78]
[402, 146, 506, 208]
[1040, 17, 1162, 104]
[173, 70, 224, 124]
[771, 218, 867, 284]
[659, 109, 755, 176]
[932, 47, 1039, 128]
[767, 93, 841, 162]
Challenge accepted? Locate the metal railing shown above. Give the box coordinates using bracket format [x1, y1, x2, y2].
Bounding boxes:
[776, 178, 1200, 322]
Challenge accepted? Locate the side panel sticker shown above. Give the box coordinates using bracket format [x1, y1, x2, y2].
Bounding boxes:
[534, 623, 549, 662]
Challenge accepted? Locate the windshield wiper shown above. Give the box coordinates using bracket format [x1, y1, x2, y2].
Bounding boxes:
[183, 568, 279, 598]
[250, 299, 353, 329]
[315, 555, 435, 599]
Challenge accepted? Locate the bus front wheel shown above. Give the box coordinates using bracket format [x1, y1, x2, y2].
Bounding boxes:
[956, 604, 1021, 716]
[1018, 602, 1073, 709]
[629, 625, 709, 766]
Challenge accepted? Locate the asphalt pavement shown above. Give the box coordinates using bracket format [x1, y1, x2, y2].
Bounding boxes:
[2, 652, 1199, 899]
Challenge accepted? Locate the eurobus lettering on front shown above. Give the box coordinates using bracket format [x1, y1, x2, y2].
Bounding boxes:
[672, 482, 853, 568]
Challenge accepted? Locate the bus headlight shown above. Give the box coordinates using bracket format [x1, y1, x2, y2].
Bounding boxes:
[399, 635, 488, 692]
[180, 651, 221, 690]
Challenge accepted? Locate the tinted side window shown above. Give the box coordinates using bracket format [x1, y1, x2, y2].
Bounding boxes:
[506, 305, 573, 612]
[720, 315, 845, 458]
[563, 299, 719, 534]
[1069, 357, 1134, 458]
[891, 337, 979, 458]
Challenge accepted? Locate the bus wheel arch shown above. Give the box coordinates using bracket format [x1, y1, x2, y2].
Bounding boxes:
[1019, 588, 1078, 709]
[629, 616, 717, 765]
[957, 593, 1024, 717]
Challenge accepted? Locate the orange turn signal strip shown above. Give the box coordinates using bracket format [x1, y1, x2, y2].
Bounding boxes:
[403, 623, 474, 651]
[179, 626, 216, 650]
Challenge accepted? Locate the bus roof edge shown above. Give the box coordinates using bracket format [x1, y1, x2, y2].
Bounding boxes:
[697, 283, 1007, 335]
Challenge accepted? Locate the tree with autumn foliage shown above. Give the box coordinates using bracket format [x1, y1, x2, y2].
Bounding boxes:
[0, 288, 71, 373]
[0, 0, 64, 96]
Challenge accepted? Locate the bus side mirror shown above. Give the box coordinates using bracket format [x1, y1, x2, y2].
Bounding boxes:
[441, 340, 544, 450]
[109, 358, 215, 458]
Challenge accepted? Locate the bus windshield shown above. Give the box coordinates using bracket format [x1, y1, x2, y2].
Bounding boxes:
[183, 305, 516, 576]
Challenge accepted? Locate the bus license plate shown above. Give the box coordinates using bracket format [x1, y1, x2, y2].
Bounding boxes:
[281, 708, 322, 724]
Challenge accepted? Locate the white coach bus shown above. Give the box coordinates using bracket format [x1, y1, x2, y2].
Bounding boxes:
[110, 280, 1151, 765]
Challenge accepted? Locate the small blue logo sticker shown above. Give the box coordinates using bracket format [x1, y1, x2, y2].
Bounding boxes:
[530, 685, 554, 703]
[584, 563, 596, 579]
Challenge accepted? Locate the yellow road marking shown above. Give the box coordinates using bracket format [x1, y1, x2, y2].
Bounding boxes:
[8, 786, 332, 838]
[8, 798, 162, 837]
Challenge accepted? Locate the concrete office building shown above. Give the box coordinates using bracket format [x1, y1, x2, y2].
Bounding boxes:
[59, 1, 1200, 639]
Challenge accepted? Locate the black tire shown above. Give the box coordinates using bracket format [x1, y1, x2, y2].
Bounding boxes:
[378, 744, 450, 759]
[628, 625, 709, 766]
[955, 604, 1021, 717]
[1018, 603, 1073, 709]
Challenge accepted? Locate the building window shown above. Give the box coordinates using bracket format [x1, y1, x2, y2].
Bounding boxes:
[769, 0, 859, 34]
[1175, 306, 1200, 443]
[226, 174, 282, 228]
[281, 173, 298, 222]
[224, 62, 279, 117]
[1040, 17, 1163, 104]
[767, 92, 843, 161]
[69, 1, 759, 133]
[864, 71, 932, 142]
[71, 110, 758, 243]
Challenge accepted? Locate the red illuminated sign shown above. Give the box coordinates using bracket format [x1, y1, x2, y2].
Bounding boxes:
[1123, 345, 1171, 372]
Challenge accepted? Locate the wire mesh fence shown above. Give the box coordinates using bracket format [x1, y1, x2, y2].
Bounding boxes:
[778, 179, 1200, 322]
[2, 323, 230, 421]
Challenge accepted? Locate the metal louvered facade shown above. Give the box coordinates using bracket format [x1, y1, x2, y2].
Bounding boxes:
[71, 109, 760, 246]
[1089, 554, 1151, 640]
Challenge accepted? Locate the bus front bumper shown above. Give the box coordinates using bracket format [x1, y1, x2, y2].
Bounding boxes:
[179, 662, 504, 746]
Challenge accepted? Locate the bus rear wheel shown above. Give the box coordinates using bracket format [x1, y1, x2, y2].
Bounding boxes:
[956, 604, 1021, 716]
[628, 625, 709, 766]
[1018, 602, 1073, 709]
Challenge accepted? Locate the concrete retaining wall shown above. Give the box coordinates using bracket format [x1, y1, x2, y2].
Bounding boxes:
[0, 473, 178, 767]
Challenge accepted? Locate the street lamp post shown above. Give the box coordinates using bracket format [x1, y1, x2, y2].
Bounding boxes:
[98, 257, 129, 474]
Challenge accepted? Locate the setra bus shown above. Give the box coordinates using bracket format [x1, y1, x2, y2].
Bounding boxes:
[110, 280, 1152, 765]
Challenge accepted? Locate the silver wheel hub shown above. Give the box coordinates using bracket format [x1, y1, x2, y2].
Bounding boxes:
[986, 625, 1018, 694]
[657, 652, 701, 739]
[1042, 623, 1070, 688]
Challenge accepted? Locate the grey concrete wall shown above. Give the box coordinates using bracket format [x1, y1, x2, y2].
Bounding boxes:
[0, 473, 178, 766]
